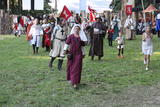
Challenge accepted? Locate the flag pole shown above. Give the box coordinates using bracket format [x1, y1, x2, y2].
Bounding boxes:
[7, 0, 10, 13]
[141, 0, 146, 24]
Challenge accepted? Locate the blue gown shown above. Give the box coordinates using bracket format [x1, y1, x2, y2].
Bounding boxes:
[156, 19, 160, 31]
[113, 22, 119, 40]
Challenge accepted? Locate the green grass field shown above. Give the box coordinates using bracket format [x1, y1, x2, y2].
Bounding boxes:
[0, 35, 160, 107]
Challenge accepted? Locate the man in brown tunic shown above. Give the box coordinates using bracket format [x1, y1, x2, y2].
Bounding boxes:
[89, 15, 106, 60]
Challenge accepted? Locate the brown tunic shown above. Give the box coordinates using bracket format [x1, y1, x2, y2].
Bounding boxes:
[89, 22, 106, 57]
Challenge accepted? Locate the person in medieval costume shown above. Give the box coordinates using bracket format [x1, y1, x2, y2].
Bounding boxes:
[81, 18, 90, 44]
[115, 32, 125, 58]
[48, 18, 68, 71]
[142, 26, 153, 71]
[26, 16, 33, 41]
[67, 11, 75, 33]
[107, 26, 114, 47]
[89, 15, 106, 60]
[156, 13, 160, 38]
[111, 15, 121, 40]
[42, 18, 52, 52]
[63, 24, 87, 89]
[124, 15, 136, 40]
[17, 16, 24, 37]
[29, 18, 43, 54]
[13, 22, 18, 36]
[75, 13, 82, 24]
[17, 23, 23, 37]
[137, 19, 145, 34]
[101, 14, 108, 27]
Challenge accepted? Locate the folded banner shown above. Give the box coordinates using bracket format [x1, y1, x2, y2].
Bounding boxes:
[88, 6, 96, 22]
[126, 5, 132, 15]
[59, 6, 72, 21]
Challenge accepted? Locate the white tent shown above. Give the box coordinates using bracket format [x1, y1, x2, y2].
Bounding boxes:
[22, 0, 44, 10]
[49, 0, 112, 13]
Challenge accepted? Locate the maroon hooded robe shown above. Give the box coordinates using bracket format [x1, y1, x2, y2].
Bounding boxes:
[66, 34, 85, 85]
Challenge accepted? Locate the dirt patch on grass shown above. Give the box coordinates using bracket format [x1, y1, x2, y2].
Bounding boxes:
[71, 83, 160, 107]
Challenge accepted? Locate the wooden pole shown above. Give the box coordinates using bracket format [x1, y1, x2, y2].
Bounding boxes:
[141, 0, 146, 23]
[7, 0, 10, 13]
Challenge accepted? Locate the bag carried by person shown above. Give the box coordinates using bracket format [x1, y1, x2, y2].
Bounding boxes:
[67, 53, 73, 60]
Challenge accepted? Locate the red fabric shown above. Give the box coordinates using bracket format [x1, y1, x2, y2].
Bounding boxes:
[14, 23, 18, 30]
[89, 12, 96, 22]
[108, 29, 114, 39]
[143, 4, 157, 13]
[88, 6, 96, 22]
[126, 5, 132, 15]
[60, 5, 72, 21]
[26, 22, 33, 41]
[88, 6, 96, 13]
[44, 34, 51, 46]
[108, 29, 114, 34]
[44, 27, 51, 46]
[66, 34, 85, 85]
[44, 27, 50, 33]
[19, 18, 24, 27]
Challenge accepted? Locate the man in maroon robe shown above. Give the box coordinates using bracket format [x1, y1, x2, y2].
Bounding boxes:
[64, 25, 85, 89]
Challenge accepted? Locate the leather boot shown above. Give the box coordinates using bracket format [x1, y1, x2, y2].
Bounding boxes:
[91, 56, 94, 60]
[98, 56, 101, 60]
[58, 59, 63, 71]
[36, 47, 39, 53]
[49, 57, 56, 68]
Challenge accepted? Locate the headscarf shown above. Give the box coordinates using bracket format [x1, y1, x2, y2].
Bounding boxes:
[70, 24, 87, 42]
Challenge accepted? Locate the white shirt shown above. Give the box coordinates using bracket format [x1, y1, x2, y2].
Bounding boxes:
[111, 18, 122, 29]
[18, 24, 23, 30]
[29, 25, 43, 36]
[124, 18, 136, 30]
[42, 23, 51, 30]
[116, 36, 124, 45]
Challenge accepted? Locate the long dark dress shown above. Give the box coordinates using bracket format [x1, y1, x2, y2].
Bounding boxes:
[89, 22, 106, 57]
[66, 34, 85, 85]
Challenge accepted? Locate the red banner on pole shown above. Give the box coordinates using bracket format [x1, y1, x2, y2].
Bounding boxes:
[59, 5, 72, 21]
[89, 12, 96, 22]
[88, 6, 96, 22]
[126, 5, 132, 15]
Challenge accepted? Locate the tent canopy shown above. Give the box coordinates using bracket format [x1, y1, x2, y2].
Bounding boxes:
[143, 4, 157, 13]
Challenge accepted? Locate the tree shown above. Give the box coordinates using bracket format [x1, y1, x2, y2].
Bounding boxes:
[110, 0, 122, 12]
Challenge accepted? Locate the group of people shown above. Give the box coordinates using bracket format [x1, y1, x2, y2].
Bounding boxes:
[14, 12, 160, 89]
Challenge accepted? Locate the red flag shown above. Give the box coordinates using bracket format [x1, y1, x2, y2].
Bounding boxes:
[89, 12, 96, 22]
[20, 17, 24, 27]
[88, 6, 96, 13]
[60, 5, 72, 21]
[126, 5, 132, 15]
[88, 6, 96, 22]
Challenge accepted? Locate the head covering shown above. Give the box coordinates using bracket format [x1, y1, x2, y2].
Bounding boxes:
[56, 17, 64, 25]
[70, 24, 87, 42]
[157, 13, 160, 19]
[127, 15, 131, 19]
[95, 14, 101, 19]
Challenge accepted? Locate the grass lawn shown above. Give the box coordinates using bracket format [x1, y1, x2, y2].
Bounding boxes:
[0, 35, 160, 107]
